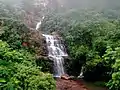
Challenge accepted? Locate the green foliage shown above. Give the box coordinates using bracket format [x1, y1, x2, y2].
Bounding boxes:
[57, 9, 120, 89]
[40, 1, 120, 89]
[41, 14, 70, 34]
[0, 40, 56, 90]
[0, 18, 29, 49]
[106, 47, 120, 90]
[1, 0, 120, 89]
[36, 58, 53, 73]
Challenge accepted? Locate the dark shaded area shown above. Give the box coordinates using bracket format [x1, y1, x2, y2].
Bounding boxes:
[36, 57, 54, 73]
[56, 79, 107, 90]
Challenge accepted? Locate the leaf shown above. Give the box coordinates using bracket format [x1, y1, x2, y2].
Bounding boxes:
[0, 78, 6, 83]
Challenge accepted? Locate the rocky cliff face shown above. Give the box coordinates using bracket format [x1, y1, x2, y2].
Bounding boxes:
[23, 29, 47, 56]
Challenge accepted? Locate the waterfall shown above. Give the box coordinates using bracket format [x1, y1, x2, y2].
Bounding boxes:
[78, 66, 84, 78]
[36, 16, 45, 30]
[43, 34, 68, 77]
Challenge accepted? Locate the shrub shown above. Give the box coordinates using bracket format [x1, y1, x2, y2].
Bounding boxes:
[0, 40, 56, 90]
[106, 47, 120, 90]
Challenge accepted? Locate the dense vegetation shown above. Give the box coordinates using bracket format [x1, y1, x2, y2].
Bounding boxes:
[62, 9, 120, 90]
[63, 13, 120, 90]
[0, 41, 55, 89]
[40, 1, 120, 89]
[0, 1, 56, 90]
[1, 0, 120, 90]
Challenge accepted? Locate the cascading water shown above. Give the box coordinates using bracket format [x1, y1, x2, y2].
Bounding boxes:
[78, 66, 84, 78]
[43, 34, 68, 77]
[36, 16, 45, 30]
[35, 11, 68, 77]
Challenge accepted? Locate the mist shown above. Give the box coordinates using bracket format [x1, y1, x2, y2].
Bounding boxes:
[1, 0, 120, 29]
[0, 0, 120, 10]
[0, 0, 21, 5]
[1, 0, 120, 90]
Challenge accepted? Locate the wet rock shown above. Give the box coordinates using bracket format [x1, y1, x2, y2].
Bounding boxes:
[69, 76, 76, 79]
[61, 74, 70, 80]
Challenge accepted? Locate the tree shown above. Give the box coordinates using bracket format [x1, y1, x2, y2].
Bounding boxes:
[0, 40, 56, 90]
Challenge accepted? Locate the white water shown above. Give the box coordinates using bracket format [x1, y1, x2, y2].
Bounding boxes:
[78, 66, 84, 78]
[36, 16, 45, 30]
[43, 34, 68, 77]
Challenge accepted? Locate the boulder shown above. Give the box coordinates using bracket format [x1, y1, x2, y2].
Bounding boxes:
[61, 74, 70, 80]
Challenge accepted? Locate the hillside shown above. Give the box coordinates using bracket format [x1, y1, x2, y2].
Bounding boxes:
[1, 0, 120, 90]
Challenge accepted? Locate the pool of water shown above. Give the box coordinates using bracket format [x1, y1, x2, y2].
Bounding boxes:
[83, 81, 107, 90]
[56, 78, 107, 90]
